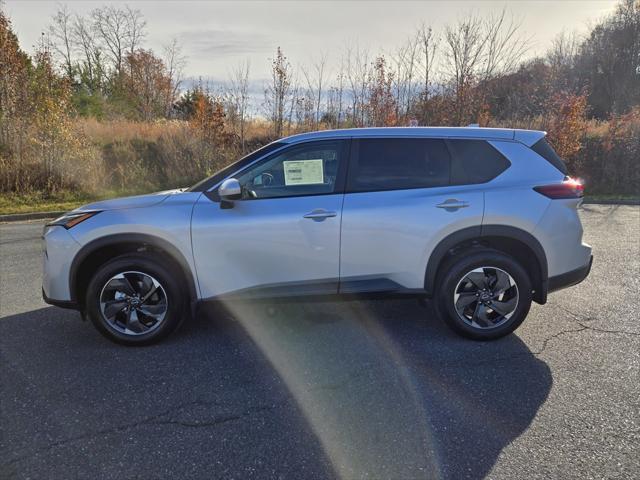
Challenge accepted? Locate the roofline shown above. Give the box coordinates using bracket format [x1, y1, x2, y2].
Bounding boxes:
[281, 127, 545, 147]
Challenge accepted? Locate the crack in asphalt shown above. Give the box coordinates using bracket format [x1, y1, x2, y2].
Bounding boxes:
[530, 325, 589, 356]
[547, 302, 640, 337]
[2, 371, 371, 468]
[150, 401, 287, 429]
[420, 307, 640, 369]
[514, 301, 640, 361]
[522, 318, 638, 359]
[1, 398, 289, 468]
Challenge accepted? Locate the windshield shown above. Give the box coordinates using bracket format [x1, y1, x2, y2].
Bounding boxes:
[187, 142, 286, 192]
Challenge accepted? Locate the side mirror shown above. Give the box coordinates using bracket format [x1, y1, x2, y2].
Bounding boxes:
[218, 178, 241, 208]
[218, 178, 242, 200]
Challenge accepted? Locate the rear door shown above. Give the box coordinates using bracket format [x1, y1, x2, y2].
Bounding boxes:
[339, 137, 486, 293]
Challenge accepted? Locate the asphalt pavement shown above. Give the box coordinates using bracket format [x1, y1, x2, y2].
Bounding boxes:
[1, 205, 638, 479]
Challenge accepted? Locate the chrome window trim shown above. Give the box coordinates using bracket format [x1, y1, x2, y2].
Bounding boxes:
[205, 134, 521, 194]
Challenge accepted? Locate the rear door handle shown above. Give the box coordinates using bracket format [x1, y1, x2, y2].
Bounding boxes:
[436, 199, 469, 210]
[303, 209, 337, 221]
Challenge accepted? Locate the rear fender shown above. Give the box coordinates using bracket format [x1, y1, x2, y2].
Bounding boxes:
[424, 225, 548, 303]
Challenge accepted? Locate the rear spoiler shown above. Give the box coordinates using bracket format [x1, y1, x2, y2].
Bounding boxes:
[465, 125, 546, 147]
[513, 129, 546, 147]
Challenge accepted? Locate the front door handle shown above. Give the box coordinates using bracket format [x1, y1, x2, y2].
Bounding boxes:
[436, 199, 469, 210]
[303, 209, 337, 221]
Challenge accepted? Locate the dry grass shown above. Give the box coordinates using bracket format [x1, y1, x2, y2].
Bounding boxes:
[0, 188, 150, 215]
[77, 118, 188, 145]
[76, 117, 334, 147]
[243, 119, 273, 139]
[77, 117, 279, 148]
[1, 114, 637, 214]
[583, 119, 610, 137]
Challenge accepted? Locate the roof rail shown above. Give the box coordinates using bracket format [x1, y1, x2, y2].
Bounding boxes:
[467, 123, 480, 127]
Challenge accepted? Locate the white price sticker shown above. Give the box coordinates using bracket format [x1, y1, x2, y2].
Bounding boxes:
[283, 159, 324, 185]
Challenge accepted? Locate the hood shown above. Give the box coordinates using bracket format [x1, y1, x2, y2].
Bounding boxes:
[75, 188, 185, 212]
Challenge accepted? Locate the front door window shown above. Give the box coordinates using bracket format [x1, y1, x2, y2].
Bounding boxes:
[236, 140, 348, 199]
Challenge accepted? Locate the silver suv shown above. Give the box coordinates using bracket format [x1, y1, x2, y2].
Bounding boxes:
[43, 127, 593, 345]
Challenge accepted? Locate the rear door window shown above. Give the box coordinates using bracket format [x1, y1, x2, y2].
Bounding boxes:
[347, 138, 450, 192]
[448, 139, 510, 185]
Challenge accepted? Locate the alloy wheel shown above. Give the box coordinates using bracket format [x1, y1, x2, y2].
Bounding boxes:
[453, 266, 519, 329]
[99, 271, 168, 336]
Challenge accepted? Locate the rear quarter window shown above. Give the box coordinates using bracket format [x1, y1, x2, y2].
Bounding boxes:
[530, 138, 568, 175]
[448, 139, 510, 185]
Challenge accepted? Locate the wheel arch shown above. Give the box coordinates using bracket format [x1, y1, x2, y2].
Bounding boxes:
[424, 225, 549, 304]
[70, 233, 198, 308]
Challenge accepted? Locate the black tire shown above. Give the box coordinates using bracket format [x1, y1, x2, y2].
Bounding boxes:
[85, 253, 187, 346]
[435, 249, 532, 340]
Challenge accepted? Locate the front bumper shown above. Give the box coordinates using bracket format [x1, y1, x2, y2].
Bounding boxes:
[42, 225, 82, 304]
[42, 288, 79, 310]
[548, 255, 593, 293]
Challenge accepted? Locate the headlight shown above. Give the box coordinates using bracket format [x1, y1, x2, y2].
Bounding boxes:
[46, 211, 101, 229]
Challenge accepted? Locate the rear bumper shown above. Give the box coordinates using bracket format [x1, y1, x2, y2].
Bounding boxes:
[548, 255, 593, 294]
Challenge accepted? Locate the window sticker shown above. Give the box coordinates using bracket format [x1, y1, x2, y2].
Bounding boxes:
[283, 159, 324, 185]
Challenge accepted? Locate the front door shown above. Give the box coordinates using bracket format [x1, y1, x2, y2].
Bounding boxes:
[191, 139, 350, 299]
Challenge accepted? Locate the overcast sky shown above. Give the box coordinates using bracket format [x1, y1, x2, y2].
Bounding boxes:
[5, 0, 618, 84]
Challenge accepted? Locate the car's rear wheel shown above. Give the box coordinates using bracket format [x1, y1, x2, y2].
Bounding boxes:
[85, 253, 186, 345]
[436, 250, 532, 340]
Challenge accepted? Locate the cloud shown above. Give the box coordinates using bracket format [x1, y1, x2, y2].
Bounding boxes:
[179, 29, 271, 57]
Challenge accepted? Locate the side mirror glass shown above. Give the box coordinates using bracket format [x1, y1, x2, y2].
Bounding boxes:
[218, 178, 242, 201]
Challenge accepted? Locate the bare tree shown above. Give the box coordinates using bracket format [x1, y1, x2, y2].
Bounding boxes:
[72, 14, 102, 91]
[125, 5, 146, 56]
[418, 23, 438, 124]
[548, 31, 581, 71]
[442, 10, 529, 124]
[91, 6, 128, 74]
[443, 14, 486, 123]
[301, 53, 328, 129]
[91, 5, 145, 75]
[544, 30, 581, 94]
[228, 60, 251, 151]
[264, 47, 292, 137]
[345, 45, 370, 127]
[419, 24, 438, 94]
[334, 59, 345, 127]
[286, 71, 300, 134]
[481, 9, 529, 81]
[392, 33, 420, 123]
[326, 57, 346, 128]
[49, 4, 74, 80]
[162, 37, 186, 116]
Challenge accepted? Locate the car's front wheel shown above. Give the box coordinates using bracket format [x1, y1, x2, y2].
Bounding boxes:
[436, 250, 532, 340]
[85, 253, 186, 345]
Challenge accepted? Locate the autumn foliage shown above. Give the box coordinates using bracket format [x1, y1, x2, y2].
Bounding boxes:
[1, 11, 101, 194]
[545, 93, 588, 169]
[1, 1, 639, 202]
[367, 57, 397, 127]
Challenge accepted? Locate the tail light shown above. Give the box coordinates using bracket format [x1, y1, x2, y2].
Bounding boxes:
[534, 177, 584, 199]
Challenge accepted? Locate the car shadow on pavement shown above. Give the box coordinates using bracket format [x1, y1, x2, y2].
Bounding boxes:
[1, 300, 551, 480]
